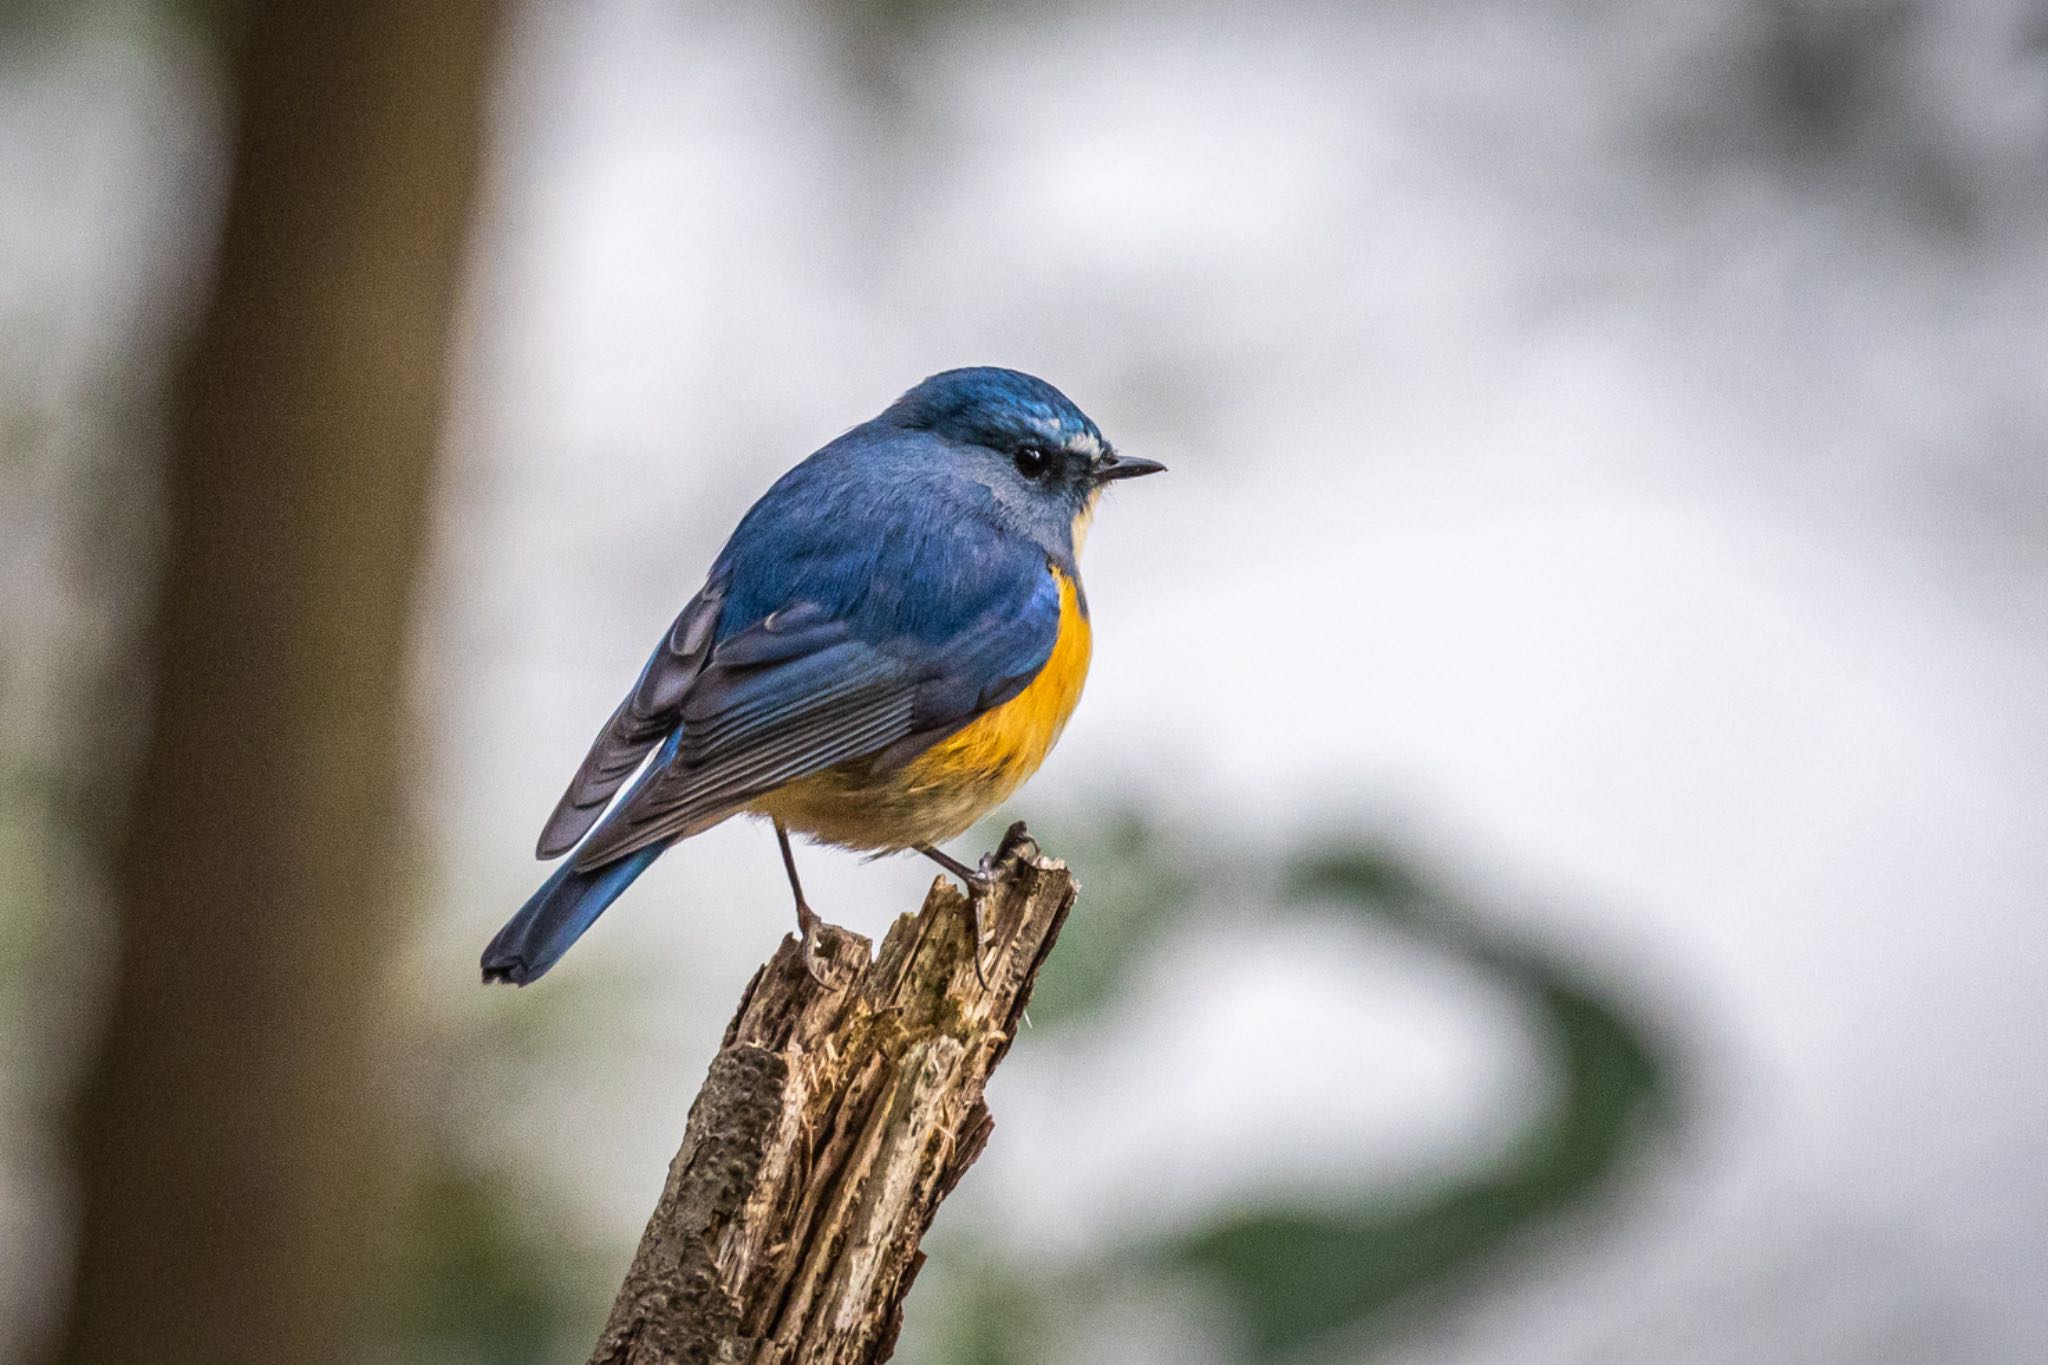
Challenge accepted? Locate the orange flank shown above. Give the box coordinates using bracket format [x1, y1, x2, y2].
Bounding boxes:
[750, 564, 1092, 851]
[908, 565, 1092, 795]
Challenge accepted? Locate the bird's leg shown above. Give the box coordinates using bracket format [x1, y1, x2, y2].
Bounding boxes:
[916, 843, 997, 987]
[775, 818, 833, 986]
[916, 842, 993, 894]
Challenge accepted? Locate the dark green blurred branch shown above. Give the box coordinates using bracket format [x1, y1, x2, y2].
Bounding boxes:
[1154, 847, 1671, 1359]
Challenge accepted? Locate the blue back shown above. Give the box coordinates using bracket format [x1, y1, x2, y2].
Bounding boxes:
[714, 425, 1060, 651]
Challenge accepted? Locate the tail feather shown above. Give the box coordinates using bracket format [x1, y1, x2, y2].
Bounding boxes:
[481, 844, 664, 986]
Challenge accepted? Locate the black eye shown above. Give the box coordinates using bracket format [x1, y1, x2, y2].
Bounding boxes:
[1014, 445, 1051, 480]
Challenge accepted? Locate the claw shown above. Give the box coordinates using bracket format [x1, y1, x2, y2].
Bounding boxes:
[795, 899, 834, 987]
[992, 819, 1037, 866]
[912, 837, 1014, 989]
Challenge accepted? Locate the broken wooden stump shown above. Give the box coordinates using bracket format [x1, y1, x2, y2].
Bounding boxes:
[587, 822, 1077, 1365]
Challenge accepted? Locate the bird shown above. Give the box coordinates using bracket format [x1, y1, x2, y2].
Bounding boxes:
[481, 367, 1164, 986]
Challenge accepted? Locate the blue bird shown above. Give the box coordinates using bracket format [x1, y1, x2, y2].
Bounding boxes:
[482, 367, 1163, 985]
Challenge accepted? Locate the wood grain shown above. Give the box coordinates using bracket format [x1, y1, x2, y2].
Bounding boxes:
[588, 823, 1075, 1365]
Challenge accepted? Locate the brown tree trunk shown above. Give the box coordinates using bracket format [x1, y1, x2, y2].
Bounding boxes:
[53, 4, 501, 1363]
[589, 824, 1077, 1365]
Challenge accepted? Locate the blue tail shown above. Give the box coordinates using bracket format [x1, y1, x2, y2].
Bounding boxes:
[481, 844, 664, 985]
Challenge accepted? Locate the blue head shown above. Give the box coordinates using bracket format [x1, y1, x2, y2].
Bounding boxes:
[880, 367, 1164, 555]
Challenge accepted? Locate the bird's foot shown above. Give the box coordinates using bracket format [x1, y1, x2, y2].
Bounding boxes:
[794, 899, 836, 988]
[915, 841, 1000, 986]
[913, 822, 1040, 994]
[917, 823, 1040, 989]
[991, 819, 1038, 867]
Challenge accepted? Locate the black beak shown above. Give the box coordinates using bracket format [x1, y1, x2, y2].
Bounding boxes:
[1092, 452, 1167, 482]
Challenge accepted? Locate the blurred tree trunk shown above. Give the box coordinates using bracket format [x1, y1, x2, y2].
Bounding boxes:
[52, 4, 501, 1364]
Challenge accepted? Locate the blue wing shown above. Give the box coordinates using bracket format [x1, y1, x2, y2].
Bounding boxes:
[535, 585, 724, 857]
[556, 446, 1061, 870]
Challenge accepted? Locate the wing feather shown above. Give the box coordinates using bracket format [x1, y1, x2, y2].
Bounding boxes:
[570, 666, 916, 868]
[543, 489, 1069, 872]
[535, 584, 723, 857]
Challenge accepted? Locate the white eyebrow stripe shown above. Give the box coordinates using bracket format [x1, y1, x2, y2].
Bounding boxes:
[1026, 415, 1104, 460]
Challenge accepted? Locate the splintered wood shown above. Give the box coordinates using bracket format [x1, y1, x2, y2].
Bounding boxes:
[587, 824, 1076, 1365]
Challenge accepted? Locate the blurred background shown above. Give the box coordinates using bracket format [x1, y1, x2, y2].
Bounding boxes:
[5, 0, 2047, 1361]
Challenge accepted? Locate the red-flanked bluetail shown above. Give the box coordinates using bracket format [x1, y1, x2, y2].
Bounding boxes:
[482, 368, 1163, 985]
